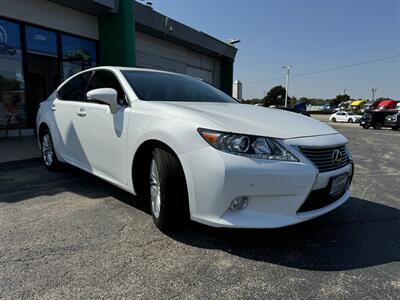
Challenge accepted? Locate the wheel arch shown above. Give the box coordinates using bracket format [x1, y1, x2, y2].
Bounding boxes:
[38, 122, 50, 145]
[131, 139, 187, 197]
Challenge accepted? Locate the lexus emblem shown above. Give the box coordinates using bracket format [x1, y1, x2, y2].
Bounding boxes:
[332, 149, 343, 165]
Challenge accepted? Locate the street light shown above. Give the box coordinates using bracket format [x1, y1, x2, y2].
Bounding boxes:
[227, 39, 241, 45]
[282, 65, 292, 107]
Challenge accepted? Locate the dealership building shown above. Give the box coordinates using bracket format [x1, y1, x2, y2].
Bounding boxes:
[0, 0, 237, 137]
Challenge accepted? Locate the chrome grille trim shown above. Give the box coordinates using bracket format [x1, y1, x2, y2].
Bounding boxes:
[299, 145, 350, 172]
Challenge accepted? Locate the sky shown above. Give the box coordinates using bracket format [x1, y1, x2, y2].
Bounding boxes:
[142, 0, 400, 100]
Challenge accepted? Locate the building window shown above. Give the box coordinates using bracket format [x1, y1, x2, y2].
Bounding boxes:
[0, 18, 27, 130]
[61, 34, 97, 80]
[25, 25, 57, 57]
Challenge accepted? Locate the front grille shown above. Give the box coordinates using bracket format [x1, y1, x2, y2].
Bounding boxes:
[297, 179, 346, 212]
[299, 145, 350, 172]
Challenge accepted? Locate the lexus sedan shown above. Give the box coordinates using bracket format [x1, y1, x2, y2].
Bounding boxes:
[37, 67, 354, 230]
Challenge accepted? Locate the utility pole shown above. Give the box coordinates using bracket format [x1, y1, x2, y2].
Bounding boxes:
[343, 89, 346, 95]
[371, 88, 377, 101]
[282, 65, 292, 107]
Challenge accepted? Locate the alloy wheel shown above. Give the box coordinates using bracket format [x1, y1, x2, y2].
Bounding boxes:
[42, 134, 54, 166]
[150, 159, 161, 218]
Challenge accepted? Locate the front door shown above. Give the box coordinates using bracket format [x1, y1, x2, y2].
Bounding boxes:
[52, 71, 92, 164]
[73, 70, 129, 184]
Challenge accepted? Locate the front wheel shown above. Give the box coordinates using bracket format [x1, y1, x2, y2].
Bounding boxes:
[149, 148, 189, 231]
[362, 125, 370, 129]
[348, 118, 353, 123]
[331, 118, 336, 122]
[392, 127, 399, 131]
[40, 128, 61, 171]
[374, 122, 382, 130]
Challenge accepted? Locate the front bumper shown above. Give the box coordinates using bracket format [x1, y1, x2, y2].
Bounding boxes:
[179, 135, 353, 228]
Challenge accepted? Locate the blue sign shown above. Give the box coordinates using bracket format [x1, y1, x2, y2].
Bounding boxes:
[0, 19, 20, 55]
[25, 26, 57, 56]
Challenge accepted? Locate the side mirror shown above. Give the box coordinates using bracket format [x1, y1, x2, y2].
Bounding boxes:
[86, 88, 119, 114]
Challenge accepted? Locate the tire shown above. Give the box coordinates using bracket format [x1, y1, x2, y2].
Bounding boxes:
[348, 118, 353, 123]
[362, 125, 370, 129]
[149, 148, 189, 231]
[40, 128, 61, 171]
[332, 118, 336, 122]
[392, 127, 399, 131]
[374, 122, 382, 130]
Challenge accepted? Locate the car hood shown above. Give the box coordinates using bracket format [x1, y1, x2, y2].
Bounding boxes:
[158, 102, 338, 139]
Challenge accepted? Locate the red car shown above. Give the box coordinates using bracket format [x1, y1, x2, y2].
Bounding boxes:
[375, 100, 398, 111]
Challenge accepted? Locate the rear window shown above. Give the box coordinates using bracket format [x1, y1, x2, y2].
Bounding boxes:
[122, 70, 237, 103]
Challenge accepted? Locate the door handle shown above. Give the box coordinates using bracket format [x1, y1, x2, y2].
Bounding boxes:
[77, 107, 87, 117]
[51, 104, 56, 111]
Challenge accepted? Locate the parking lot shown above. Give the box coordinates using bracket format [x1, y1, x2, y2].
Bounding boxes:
[0, 122, 399, 299]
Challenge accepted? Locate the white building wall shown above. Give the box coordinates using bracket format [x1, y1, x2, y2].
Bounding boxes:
[0, 0, 99, 39]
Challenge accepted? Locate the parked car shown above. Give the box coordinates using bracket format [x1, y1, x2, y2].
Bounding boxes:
[360, 110, 398, 129]
[385, 112, 400, 131]
[37, 67, 354, 230]
[275, 104, 310, 117]
[375, 99, 398, 111]
[350, 100, 366, 111]
[330, 111, 362, 123]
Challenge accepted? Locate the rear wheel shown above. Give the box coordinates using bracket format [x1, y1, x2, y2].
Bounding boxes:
[331, 117, 336, 122]
[40, 128, 61, 171]
[149, 148, 189, 231]
[374, 122, 382, 130]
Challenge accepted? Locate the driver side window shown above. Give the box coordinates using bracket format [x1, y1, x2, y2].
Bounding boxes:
[86, 70, 127, 105]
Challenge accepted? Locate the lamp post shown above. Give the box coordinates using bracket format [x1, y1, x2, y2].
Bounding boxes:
[282, 65, 292, 107]
[227, 39, 241, 46]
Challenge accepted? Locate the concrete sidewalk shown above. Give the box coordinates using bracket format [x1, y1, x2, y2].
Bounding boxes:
[0, 136, 40, 164]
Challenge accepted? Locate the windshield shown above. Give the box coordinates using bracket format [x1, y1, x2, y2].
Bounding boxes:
[347, 112, 356, 115]
[122, 70, 237, 103]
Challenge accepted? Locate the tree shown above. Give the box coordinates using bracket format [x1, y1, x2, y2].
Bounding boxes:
[330, 94, 350, 107]
[263, 85, 287, 107]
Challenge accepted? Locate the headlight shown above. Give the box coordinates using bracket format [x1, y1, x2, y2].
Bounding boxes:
[198, 128, 298, 161]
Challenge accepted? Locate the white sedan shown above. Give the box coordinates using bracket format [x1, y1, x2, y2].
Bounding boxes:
[330, 111, 362, 123]
[37, 67, 354, 230]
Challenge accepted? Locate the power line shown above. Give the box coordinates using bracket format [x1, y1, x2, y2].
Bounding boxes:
[244, 54, 400, 85]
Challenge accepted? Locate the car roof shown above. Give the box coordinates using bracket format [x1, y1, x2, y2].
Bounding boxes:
[83, 66, 183, 76]
[378, 100, 397, 106]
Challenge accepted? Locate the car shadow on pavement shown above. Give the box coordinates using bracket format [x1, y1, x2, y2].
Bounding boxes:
[1, 160, 398, 272]
[163, 197, 399, 272]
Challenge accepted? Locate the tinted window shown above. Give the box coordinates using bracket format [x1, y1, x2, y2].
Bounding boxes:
[122, 71, 237, 103]
[87, 70, 125, 103]
[57, 72, 91, 101]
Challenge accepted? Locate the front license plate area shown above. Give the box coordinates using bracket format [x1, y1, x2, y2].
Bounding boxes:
[330, 173, 349, 196]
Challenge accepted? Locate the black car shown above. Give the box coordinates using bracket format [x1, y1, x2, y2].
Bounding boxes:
[360, 110, 398, 130]
[385, 112, 400, 131]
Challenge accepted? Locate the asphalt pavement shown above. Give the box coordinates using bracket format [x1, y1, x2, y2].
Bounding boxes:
[0, 123, 399, 299]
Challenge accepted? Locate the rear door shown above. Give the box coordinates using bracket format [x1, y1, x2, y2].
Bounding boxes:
[73, 70, 130, 184]
[53, 72, 92, 163]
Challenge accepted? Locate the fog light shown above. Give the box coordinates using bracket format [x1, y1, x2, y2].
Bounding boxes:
[230, 196, 248, 211]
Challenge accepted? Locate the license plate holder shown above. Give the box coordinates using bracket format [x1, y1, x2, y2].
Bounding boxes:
[330, 173, 349, 196]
